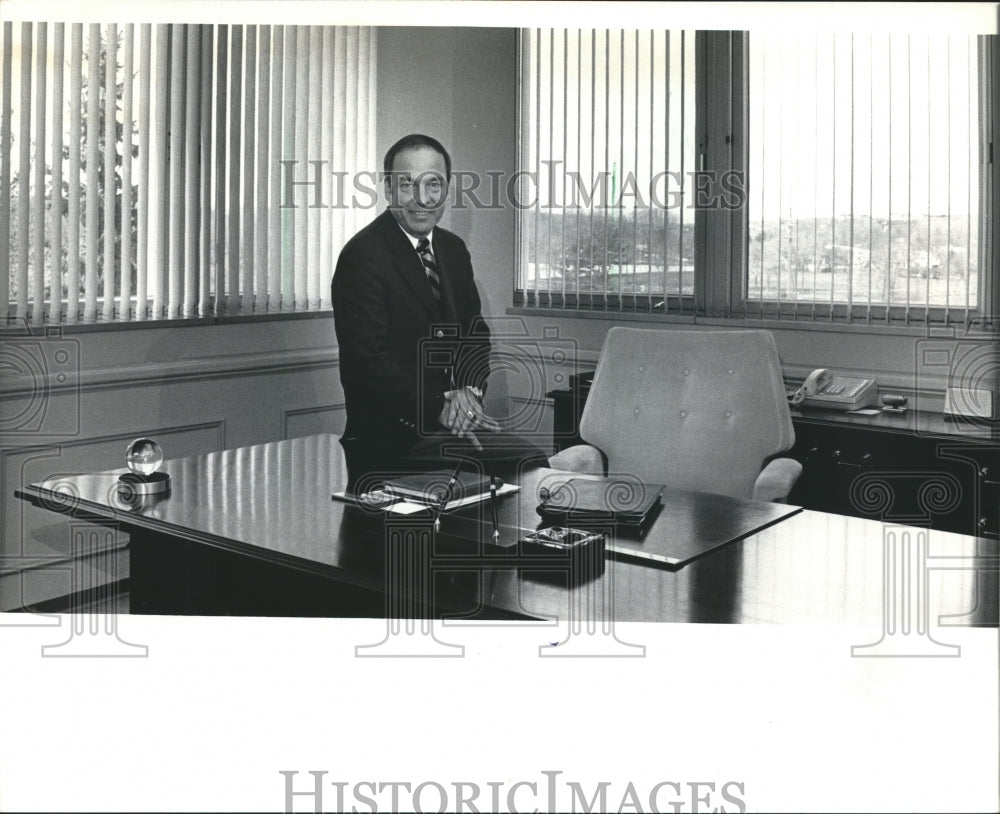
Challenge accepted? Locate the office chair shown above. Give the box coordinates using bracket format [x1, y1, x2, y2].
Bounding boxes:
[548, 327, 803, 503]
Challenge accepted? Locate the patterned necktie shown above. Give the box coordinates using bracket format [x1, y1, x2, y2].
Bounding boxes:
[416, 237, 441, 302]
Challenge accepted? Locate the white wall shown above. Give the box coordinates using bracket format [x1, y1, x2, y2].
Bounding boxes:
[375, 26, 520, 414]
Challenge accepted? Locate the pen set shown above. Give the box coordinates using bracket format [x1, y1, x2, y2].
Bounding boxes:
[431, 460, 501, 541]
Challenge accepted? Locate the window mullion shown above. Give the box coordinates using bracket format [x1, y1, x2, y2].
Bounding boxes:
[729, 31, 749, 320]
[698, 30, 738, 319]
[982, 34, 998, 328]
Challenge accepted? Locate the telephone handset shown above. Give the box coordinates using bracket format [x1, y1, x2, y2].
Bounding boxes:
[790, 368, 878, 410]
[801, 368, 833, 398]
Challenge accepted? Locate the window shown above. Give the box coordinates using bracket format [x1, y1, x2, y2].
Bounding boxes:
[516, 28, 995, 327]
[516, 28, 698, 312]
[1, 21, 376, 325]
[746, 32, 991, 324]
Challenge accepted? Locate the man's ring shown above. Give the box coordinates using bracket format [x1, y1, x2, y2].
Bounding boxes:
[467, 410, 475, 419]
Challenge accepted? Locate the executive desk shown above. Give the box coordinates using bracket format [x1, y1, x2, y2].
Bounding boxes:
[15, 433, 999, 627]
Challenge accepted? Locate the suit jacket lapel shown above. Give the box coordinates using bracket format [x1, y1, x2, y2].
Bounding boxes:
[432, 243, 460, 324]
[381, 212, 441, 319]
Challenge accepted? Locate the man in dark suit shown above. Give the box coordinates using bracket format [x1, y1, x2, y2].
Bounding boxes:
[332, 134, 500, 483]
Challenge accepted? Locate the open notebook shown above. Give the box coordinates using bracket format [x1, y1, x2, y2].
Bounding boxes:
[382, 470, 496, 504]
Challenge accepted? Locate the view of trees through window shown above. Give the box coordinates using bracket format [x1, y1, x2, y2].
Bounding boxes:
[747, 32, 983, 312]
[522, 207, 696, 299]
[4, 21, 378, 322]
[518, 29, 698, 305]
[5, 28, 137, 305]
[520, 30, 988, 320]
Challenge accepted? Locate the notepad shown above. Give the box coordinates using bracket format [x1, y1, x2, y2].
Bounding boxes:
[383, 470, 497, 505]
[387, 483, 520, 514]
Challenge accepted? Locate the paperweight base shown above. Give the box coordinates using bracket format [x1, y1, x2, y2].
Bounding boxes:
[118, 471, 171, 495]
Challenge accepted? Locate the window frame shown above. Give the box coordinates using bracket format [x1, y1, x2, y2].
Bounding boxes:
[513, 28, 1000, 335]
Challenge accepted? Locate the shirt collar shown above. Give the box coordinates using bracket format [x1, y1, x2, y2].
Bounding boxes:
[397, 223, 434, 251]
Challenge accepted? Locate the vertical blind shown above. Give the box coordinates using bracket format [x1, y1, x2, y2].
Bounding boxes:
[517, 28, 698, 312]
[747, 33, 988, 325]
[1, 22, 377, 324]
[519, 29, 992, 326]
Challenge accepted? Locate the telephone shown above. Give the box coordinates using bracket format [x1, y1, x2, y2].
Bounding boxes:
[790, 368, 878, 410]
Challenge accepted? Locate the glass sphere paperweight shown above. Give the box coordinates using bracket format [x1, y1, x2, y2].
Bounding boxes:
[118, 437, 170, 496]
[126, 437, 163, 475]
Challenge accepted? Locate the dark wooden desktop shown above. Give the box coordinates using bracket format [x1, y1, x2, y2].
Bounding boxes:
[15, 433, 998, 627]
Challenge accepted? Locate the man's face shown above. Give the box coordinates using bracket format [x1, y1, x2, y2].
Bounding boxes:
[384, 145, 449, 238]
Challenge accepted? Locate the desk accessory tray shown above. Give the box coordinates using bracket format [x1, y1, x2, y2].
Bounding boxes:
[516, 526, 606, 584]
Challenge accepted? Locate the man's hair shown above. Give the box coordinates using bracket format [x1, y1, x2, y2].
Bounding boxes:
[383, 133, 452, 181]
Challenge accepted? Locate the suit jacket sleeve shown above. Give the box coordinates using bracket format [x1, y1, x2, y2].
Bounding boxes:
[446, 238, 493, 395]
[332, 240, 423, 421]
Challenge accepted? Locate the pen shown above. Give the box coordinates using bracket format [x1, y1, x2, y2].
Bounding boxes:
[433, 459, 464, 532]
[490, 475, 500, 540]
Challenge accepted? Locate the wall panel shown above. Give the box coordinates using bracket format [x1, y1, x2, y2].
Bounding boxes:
[0, 317, 342, 611]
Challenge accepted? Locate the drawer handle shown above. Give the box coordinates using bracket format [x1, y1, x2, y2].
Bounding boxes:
[833, 450, 872, 469]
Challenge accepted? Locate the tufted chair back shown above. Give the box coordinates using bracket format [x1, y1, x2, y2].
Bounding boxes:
[578, 327, 796, 500]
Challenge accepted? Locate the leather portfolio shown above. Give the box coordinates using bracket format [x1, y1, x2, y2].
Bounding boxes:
[536, 477, 664, 530]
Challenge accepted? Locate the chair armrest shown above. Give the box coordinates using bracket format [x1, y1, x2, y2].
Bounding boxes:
[752, 457, 803, 503]
[547, 444, 606, 476]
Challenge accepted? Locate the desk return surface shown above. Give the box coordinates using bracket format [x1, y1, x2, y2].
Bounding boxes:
[16, 434, 998, 625]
